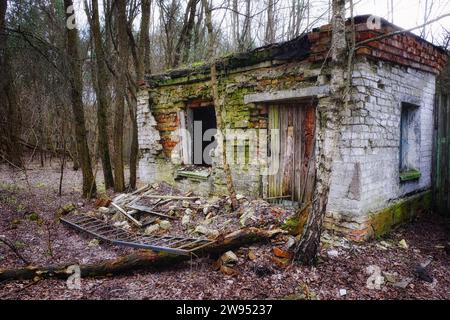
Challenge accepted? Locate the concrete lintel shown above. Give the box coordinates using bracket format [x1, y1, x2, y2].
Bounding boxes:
[244, 85, 330, 104]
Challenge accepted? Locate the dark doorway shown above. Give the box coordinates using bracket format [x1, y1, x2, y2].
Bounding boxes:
[192, 106, 217, 166]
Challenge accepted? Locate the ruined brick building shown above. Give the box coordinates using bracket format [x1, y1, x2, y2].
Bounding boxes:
[136, 16, 448, 241]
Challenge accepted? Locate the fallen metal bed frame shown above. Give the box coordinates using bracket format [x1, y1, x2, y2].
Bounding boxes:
[60, 214, 215, 255]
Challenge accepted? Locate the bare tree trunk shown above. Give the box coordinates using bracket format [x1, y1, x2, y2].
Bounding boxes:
[127, 86, 139, 191]
[193, 2, 204, 50]
[239, 0, 252, 51]
[294, 0, 347, 265]
[180, 0, 197, 64]
[231, 0, 239, 50]
[58, 120, 66, 197]
[137, 0, 151, 78]
[202, 0, 239, 211]
[64, 0, 96, 198]
[127, 0, 152, 190]
[173, 0, 197, 67]
[0, 0, 22, 168]
[265, 0, 275, 43]
[158, 0, 179, 68]
[88, 0, 115, 189]
[112, 0, 128, 192]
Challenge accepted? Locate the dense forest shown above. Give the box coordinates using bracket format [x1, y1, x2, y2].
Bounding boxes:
[0, 0, 449, 301]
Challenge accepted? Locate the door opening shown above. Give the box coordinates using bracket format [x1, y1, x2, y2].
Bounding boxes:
[191, 106, 217, 166]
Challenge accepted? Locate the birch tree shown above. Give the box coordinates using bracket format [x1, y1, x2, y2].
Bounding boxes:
[294, 0, 348, 265]
[202, 0, 239, 210]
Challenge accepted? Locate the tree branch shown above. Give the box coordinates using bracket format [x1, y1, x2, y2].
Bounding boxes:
[356, 13, 450, 48]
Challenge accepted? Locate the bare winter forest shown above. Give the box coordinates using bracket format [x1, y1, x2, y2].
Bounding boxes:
[0, 0, 450, 302]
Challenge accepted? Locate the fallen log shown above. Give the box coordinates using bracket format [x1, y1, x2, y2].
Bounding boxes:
[0, 228, 283, 282]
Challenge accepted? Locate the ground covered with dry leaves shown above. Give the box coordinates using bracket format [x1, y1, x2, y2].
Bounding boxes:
[0, 163, 449, 300]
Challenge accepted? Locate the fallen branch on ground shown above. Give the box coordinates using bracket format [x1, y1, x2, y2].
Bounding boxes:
[0, 228, 283, 283]
[0, 236, 30, 266]
[18, 139, 73, 160]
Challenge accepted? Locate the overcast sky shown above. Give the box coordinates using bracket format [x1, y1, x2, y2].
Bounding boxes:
[353, 0, 450, 43]
[73, 0, 450, 45]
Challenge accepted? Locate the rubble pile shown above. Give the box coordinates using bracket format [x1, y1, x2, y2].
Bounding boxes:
[86, 182, 296, 240]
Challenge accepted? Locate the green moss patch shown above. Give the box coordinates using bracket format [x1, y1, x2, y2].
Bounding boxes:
[400, 169, 421, 182]
[369, 191, 431, 238]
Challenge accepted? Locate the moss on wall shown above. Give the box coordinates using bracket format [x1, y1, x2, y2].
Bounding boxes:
[368, 191, 431, 238]
[147, 61, 319, 159]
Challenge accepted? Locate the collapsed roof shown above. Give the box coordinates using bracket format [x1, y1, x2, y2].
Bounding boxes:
[145, 15, 448, 87]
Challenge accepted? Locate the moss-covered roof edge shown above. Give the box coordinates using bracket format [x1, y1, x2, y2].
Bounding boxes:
[145, 34, 311, 87]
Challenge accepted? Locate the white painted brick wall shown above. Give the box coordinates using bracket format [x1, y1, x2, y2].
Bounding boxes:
[328, 58, 437, 219]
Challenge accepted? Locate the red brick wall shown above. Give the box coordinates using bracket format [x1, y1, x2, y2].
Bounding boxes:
[308, 21, 448, 74]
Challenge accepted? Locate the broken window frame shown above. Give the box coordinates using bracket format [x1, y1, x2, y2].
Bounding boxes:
[399, 102, 421, 182]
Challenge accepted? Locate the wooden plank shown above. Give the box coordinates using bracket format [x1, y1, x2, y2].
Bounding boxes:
[296, 107, 304, 202]
[268, 105, 280, 199]
[127, 204, 177, 220]
[111, 203, 143, 227]
[178, 110, 190, 165]
[279, 105, 286, 202]
[141, 195, 200, 200]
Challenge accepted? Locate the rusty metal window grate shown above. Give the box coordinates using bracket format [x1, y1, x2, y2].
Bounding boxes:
[60, 214, 215, 255]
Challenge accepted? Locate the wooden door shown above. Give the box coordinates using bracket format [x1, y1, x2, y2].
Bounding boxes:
[268, 103, 315, 204]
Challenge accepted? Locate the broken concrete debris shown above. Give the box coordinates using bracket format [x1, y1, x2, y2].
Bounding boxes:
[382, 271, 399, 284]
[220, 251, 239, 266]
[182, 200, 190, 208]
[213, 250, 240, 276]
[248, 249, 257, 261]
[159, 220, 172, 230]
[98, 207, 110, 214]
[181, 214, 191, 226]
[393, 277, 413, 289]
[339, 288, 347, 297]
[398, 239, 409, 249]
[144, 224, 160, 235]
[194, 225, 219, 239]
[113, 221, 131, 230]
[365, 265, 385, 290]
[327, 249, 339, 258]
[88, 238, 100, 247]
[63, 182, 296, 255]
[111, 212, 125, 223]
